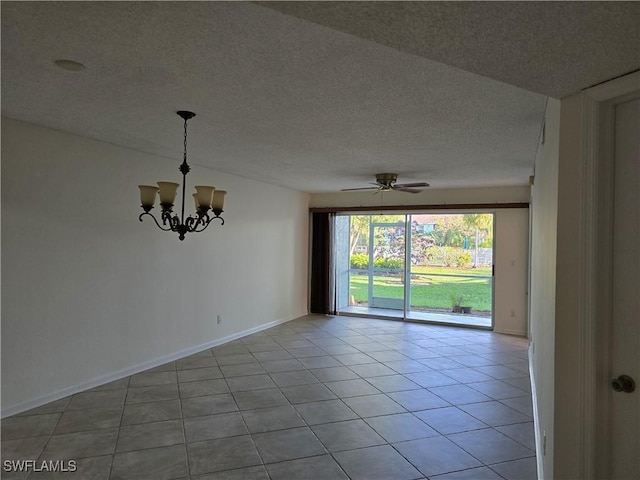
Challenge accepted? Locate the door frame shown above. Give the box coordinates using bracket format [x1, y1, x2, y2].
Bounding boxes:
[368, 219, 406, 310]
[560, 71, 639, 479]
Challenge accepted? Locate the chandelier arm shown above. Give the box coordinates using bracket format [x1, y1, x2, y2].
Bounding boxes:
[160, 210, 177, 231]
[210, 213, 225, 226]
[170, 215, 182, 232]
[196, 215, 214, 232]
[184, 215, 199, 232]
[192, 216, 214, 233]
[160, 210, 169, 226]
[139, 212, 174, 232]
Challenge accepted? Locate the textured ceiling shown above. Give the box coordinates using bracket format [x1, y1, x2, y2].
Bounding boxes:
[1, 2, 637, 193]
[262, 1, 640, 99]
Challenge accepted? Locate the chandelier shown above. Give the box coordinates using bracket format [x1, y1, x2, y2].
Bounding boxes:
[138, 111, 226, 241]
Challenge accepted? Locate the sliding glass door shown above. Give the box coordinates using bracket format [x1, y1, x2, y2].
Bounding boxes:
[337, 212, 494, 328]
[370, 220, 405, 311]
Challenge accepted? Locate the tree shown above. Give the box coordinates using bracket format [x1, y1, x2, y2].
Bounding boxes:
[463, 213, 493, 266]
[349, 216, 369, 256]
[429, 215, 467, 247]
[349, 214, 404, 257]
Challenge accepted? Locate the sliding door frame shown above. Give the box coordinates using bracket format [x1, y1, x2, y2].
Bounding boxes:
[334, 209, 499, 330]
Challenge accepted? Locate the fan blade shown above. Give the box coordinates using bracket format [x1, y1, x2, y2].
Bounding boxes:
[341, 186, 380, 191]
[393, 186, 422, 194]
[394, 182, 430, 188]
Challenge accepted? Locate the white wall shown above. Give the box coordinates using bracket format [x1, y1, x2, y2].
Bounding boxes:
[310, 187, 530, 335]
[528, 98, 560, 479]
[494, 209, 529, 336]
[1, 118, 310, 415]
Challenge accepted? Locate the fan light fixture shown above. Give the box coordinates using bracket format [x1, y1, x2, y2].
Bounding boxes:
[138, 111, 226, 241]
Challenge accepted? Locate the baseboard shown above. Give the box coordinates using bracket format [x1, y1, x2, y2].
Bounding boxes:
[493, 327, 527, 336]
[1, 314, 300, 418]
[529, 344, 545, 480]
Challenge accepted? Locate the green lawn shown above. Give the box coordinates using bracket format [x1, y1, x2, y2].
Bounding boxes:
[410, 265, 492, 277]
[349, 267, 492, 312]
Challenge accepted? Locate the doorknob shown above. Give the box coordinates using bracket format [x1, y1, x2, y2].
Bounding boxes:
[611, 375, 635, 393]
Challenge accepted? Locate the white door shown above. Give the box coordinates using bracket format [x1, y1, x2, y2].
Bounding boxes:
[610, 97, 639, 479]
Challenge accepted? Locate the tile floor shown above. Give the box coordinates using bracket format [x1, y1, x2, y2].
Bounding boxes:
[1, 315, 537, 480]
[339, 307, 493, 328]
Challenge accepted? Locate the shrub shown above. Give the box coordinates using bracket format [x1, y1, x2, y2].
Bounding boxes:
[456, 251, 472, 268]
[384, 257, 403, 269]
[425, 246, 441, 265]
[425, 246, 473, 267]
[442, 247, 458, 267]
[374, 257, 403, 269]
[351, 254, 403, 270]
[350, 253, 368, 269]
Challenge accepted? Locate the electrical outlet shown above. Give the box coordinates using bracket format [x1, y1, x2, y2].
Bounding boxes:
[217, 315, 221, 325]
[510, 310, 516, 318]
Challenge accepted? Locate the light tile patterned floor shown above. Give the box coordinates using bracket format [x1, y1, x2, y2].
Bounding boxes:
[1, 315, 537, 480]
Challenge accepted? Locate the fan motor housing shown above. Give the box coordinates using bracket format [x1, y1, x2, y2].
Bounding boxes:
[375, 173, 398, 187]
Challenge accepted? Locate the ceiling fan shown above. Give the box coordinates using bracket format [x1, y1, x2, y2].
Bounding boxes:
[341, 173, 430, 194]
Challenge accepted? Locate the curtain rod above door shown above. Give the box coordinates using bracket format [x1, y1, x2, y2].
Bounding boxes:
[309, 202, 529, 213]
